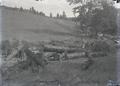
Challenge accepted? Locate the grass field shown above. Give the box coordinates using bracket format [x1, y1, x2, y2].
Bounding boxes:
[1, 7, 76, 42]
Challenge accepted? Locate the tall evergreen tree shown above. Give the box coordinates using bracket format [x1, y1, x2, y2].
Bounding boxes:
[62, 11, 67, 19]
[50, 12, 53, 18]
[56, 13, 60, 18]
[20, 7, 23, 11]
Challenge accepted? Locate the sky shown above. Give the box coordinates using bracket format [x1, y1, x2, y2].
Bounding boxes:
[114, 2, 120, 8]
[0, 0, 74, 17]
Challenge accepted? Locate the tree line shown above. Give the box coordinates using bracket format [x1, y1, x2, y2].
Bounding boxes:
[20, 6, 67, 19]
[20, 6, 46, 16]
[50, 11, 67, 19]
[1, 5, 67, 19]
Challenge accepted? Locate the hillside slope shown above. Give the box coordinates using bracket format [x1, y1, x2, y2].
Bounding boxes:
[1, 7, 76, 42]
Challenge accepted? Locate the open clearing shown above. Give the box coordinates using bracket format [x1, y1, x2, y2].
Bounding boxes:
[0, 7, 117, 86]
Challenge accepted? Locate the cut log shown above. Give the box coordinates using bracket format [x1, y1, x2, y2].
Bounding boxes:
[43, 45, 87, 53]
[67, 52, 85, 59]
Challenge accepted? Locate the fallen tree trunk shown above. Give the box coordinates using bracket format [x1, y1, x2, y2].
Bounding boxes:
[67, 52, 85, 59]
[43, 45, 87, 53]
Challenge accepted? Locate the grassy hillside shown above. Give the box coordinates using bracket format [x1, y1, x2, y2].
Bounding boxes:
[1, 6, 76, 42]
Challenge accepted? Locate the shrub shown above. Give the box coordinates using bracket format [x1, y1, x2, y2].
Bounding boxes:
[1, 40, 12, 56]
[90, 41, 110, 53]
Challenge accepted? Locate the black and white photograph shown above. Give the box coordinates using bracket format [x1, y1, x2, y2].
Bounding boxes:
[0, 0, 120, 86]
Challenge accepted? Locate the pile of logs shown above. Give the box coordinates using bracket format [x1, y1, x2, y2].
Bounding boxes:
[2, 40, 94, 73]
